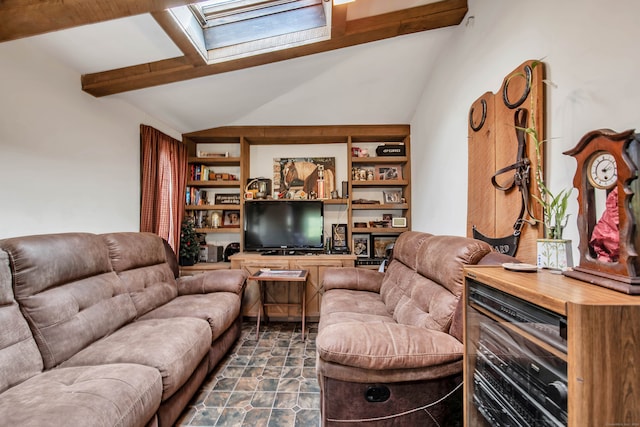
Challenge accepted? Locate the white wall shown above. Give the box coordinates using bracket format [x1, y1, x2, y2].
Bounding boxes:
[4, 0, 639, 253]
[411, 0, 640, 263]
[0, 40, 180, 238]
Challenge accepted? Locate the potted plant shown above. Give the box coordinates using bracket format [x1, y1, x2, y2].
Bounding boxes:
[179, 218, 200, 266]
[520, 114, 574, 269]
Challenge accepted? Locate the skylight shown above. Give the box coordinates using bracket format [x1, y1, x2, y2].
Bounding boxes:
[178, 0, 331, 63]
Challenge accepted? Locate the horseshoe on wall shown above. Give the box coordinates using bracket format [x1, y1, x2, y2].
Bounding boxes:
[469, 99, 487, 132]
[502, 64, 532, 109]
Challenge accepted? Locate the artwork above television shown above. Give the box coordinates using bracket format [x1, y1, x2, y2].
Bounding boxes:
[274, 157, 336, 200]
[244, 200, 325, 254]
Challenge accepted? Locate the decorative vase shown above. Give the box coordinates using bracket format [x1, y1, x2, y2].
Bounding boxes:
[537, 239, 573, 270]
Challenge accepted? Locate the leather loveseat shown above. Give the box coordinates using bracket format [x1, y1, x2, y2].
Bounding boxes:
[0, 232, 247, 427]
[316, 231, 513, 426]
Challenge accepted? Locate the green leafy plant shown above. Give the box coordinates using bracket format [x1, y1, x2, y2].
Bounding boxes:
[528, 125, 572, 239]
[179, 218, 200, 263]
[517, 108, 571, 239]
[515, 60, 572, 240]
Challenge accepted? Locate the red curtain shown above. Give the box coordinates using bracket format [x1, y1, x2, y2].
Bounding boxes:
[140, 125, 188, 253]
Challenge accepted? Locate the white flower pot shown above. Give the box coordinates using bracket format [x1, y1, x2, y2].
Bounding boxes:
[537, 239, 573, 270]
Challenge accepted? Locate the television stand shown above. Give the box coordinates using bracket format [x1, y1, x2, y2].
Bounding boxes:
[260, 250, 282, 256]
[261, 250, 318, 256]
[261, 250, 296, 256]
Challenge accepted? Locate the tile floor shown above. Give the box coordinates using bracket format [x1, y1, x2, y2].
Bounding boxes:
[176, 321, 320, 427]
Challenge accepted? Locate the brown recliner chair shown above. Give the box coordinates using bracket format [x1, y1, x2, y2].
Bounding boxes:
[315, 231, 515, 426]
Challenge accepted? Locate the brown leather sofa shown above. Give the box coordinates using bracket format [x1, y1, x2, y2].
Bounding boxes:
[316, 231, 513, 426]
[0, 232, 247, 427]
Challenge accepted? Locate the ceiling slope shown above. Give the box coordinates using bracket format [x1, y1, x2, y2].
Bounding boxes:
[1, 0, 467, 98]
[0, 0, 210, 41]
[81, 0, 467, 96]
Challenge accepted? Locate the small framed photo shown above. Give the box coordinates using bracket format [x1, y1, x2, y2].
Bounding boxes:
[392, 217, 407, 228]
[383, 190, 402, 204]
[376, 165, 402, 180]
[372, 236, 397, 258]
[331, 224, 348, 251]
[222, 210, 240, 227]
[352, 234, 370, 258]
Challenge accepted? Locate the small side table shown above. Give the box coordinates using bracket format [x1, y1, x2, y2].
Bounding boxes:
[248, 269, 309, 340]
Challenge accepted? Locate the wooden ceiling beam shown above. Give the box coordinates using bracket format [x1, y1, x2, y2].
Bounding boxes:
[331, 4, 348, 39]
[82, 0, 468, 97]
[0, 0, 211, 42]
[151, 10, 207, 66]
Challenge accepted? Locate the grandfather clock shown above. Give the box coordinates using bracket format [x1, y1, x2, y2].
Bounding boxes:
[563, 128, 640, 294]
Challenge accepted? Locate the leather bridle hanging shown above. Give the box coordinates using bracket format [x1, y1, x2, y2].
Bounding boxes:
[473, 108, 536, 256]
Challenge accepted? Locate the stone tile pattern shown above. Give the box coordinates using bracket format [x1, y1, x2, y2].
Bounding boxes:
[176, 322, 320, 427]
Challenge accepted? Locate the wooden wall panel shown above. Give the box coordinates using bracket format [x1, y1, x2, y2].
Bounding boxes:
[467, 60, 545, 264]
[467, 92, 496, 238]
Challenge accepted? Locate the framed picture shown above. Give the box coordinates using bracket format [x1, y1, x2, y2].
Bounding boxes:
[352, 234, 370, 258]
[352, 166, 375, 181]
[372, 236, 397, 258]
[392, 217, 407, 228]
[274, 157, 336, 197]
[376, 165, 402, 180]
[222, 210, 240, 227]
[381, 213, 393, 227]
[331, 224, 348, 251]
[214, 193, 240, 205]
[383, 190, 403, 204]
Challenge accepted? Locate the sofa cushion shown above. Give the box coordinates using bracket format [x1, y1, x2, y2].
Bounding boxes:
[102, 232, 178, 317]
[319, 311, 396, 331]
[320, 289, 390, 318]
[390, 231, 432, 270]
[60, 317, 211, 400]
[416, 235, 491, 297]
[139, 293, 241, 342]
[0, 233, 137, 369]
[0, 363, 162, 427]
[102, 232, 167, 273]
[0, 250, 43, 393]
[316, 322, 463, 371]
[379, 261, 417, 315]
[122, 270, 177, 318]
[392, 276, 459, 333]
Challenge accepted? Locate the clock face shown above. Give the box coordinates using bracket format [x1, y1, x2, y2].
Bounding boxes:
[587, 151, 618, 190]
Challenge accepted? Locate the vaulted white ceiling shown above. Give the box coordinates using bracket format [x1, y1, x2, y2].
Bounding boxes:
[3, 0, 467, 132]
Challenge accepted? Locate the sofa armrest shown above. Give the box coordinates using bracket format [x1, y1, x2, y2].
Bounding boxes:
[448, 299, 464, 342]
[177, 269, 247, 295]
[322, 267, 384, 293]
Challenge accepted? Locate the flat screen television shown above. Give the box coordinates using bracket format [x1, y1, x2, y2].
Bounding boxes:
[244, 200, 324, 253]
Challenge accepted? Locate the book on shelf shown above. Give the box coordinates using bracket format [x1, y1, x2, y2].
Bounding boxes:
[185, 210, 208, 228]
[190, 164, 214, 181]
[186, 187, 209, 206]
